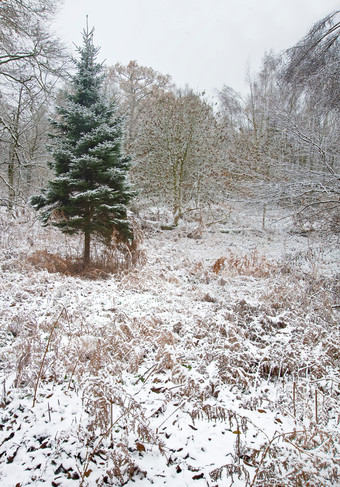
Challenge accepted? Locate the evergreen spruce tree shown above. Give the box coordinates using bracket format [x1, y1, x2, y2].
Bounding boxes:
[31, 27, 134, 268]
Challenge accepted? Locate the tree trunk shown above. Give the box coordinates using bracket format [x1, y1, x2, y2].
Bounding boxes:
[8, 149, 16, 210]
[84, 232, 91, 268]
[173, 210, 181, 226]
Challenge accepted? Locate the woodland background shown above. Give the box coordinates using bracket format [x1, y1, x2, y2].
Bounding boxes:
[0, 2, 338, 232]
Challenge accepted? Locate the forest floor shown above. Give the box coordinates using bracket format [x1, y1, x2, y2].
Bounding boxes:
[0, 201, 339, 486]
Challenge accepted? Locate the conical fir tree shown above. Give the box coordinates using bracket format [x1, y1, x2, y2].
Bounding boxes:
[31, 27, 134, 268]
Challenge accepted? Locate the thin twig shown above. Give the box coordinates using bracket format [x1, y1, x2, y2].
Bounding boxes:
[32, 307, 65, 407]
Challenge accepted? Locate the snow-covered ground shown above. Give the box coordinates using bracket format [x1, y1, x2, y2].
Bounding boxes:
[0, 202, 339, 486]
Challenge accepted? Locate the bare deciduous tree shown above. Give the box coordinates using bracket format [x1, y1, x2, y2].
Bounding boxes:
[132, 89, 224, 226]
[282, 10, 340, 112]
[0, 85, 51, 207]
[0, 0, 66, 91]
[0, 0, 68, 207]
[105, 61, 173, 152]
[217, 12, 340, 233]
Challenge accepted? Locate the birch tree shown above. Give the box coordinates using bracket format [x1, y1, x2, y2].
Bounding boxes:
[218, 13, 339, 231]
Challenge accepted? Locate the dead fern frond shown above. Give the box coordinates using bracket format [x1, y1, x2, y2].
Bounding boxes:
[212, 249, 276, 277]
[210, 463, 251, 484]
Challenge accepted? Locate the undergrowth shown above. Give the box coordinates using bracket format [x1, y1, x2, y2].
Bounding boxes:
[0, 205, 339, 486]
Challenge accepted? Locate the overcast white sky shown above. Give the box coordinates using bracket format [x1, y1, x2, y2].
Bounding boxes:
[54, 0, 339, 96]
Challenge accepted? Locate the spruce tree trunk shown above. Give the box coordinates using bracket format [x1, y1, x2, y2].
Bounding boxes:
[84, 232, 91, 268]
